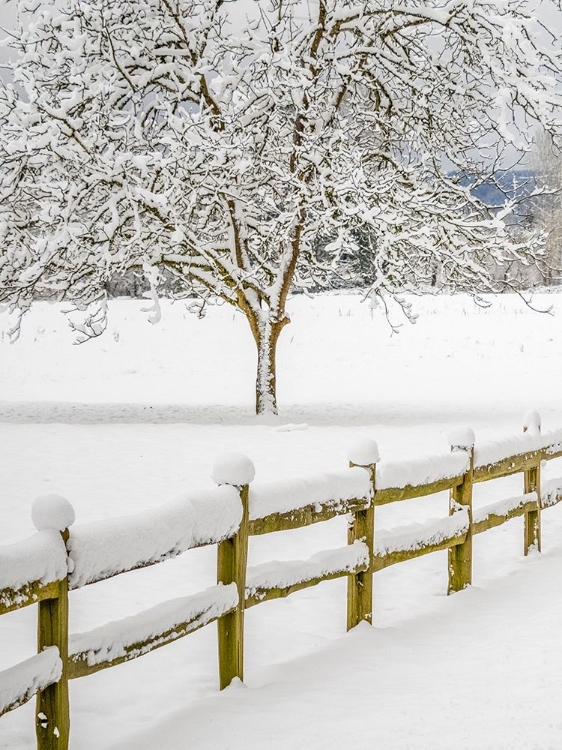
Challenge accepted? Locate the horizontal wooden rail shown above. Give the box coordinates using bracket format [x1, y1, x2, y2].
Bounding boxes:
[0, 688, 37, 718]
[249, 496, 370, 535]
[0, 580, 62, 617]
[373, 530, 468, 571]
[0, 649, 62, 719]
[474, 449, 546, 483]
[245, 562, 368, 608]
[69, 586, 238, 680]
[375, 475, 463, 505]
[474, 446, 562, 483]
[69, 538, 217, 591]
[245, 542, 369, 607]
[473, 494, 539, 535]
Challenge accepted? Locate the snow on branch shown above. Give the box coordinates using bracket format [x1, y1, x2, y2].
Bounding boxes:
[1, 0, 561, 349]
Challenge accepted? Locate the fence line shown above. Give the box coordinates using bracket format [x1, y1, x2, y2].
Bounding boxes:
[2, 412, 562, 749]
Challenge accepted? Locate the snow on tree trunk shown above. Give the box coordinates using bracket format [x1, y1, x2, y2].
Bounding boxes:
[255, 321, 281, 416]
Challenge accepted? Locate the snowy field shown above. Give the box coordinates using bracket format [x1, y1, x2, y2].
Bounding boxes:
[2, 292, 562, 750]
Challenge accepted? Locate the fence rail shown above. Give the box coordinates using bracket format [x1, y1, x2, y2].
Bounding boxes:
[2, 412, 562, 748]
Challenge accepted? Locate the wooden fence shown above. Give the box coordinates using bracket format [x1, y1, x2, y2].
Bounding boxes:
[2, 413, 562, 749]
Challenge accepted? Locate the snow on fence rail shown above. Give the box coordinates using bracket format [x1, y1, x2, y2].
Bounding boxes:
[2, 415, 562, 749]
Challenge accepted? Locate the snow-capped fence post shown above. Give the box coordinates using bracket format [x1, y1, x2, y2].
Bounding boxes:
[447, 429, 475, 594]
[212, 453, 255, 690]
[346, 440, 379, 630]
[523, 412, 542, 555]
[32, 495, 75, 750]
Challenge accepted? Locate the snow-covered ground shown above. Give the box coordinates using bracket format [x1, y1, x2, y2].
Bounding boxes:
[2, 292, 562, 750]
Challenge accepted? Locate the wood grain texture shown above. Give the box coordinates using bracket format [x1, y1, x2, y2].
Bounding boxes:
[36, 530, 70, 750]
[217, 485, 249, 690]
[448, 448, 474, 594]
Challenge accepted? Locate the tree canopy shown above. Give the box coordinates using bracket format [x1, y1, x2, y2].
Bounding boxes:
[1, 0, 562, 412]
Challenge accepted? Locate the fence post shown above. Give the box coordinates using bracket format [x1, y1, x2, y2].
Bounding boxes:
[212, 453, 255, 690]
[447, 429, 475, 594]
[32, 495, 75, 750]
[523, 411, 542, 555]
[346, 439, 379, 630]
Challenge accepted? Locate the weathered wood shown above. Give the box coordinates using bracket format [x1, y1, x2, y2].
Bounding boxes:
[372, 531, 467, 572]
[1, 693, 35, 719]
[69, 603, 237, 679]
[544, 446, 562, 462]
[448, 446, 474, 594]
[473, 449, 545, 483]
[473, 499, 539, 535]
[347, 464, 376, 631]
[0, 580, 61, 617]
[217, 485, 249, 690]
[249, 497, 370, 536]
[36, 530, 70, 750]
[375, 475, 464, 506]
[245, 563, 369, 609]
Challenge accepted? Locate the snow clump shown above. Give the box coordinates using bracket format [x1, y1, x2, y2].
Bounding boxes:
[211, 453, 256, 486]
[523, 411, 541, 434]
[347, 438, 380, 466]
[32, 495, 75, 532]
[447, 427, 475, 450]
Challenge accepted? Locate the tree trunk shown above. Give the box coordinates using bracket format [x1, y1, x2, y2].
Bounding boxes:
[254, 320, 283, 416]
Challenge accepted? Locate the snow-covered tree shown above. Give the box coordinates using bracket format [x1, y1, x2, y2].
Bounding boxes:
[530, 130, 562, 285]
[1, 0, 561, 413]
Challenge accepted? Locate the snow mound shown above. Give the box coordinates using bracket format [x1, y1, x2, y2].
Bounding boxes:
[31, 494, 75, 532]
[448, 427, 475, 449]
[68, 486, 242, 588]
[348, 438, 379, 466]
[211, 453, 255, 486]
